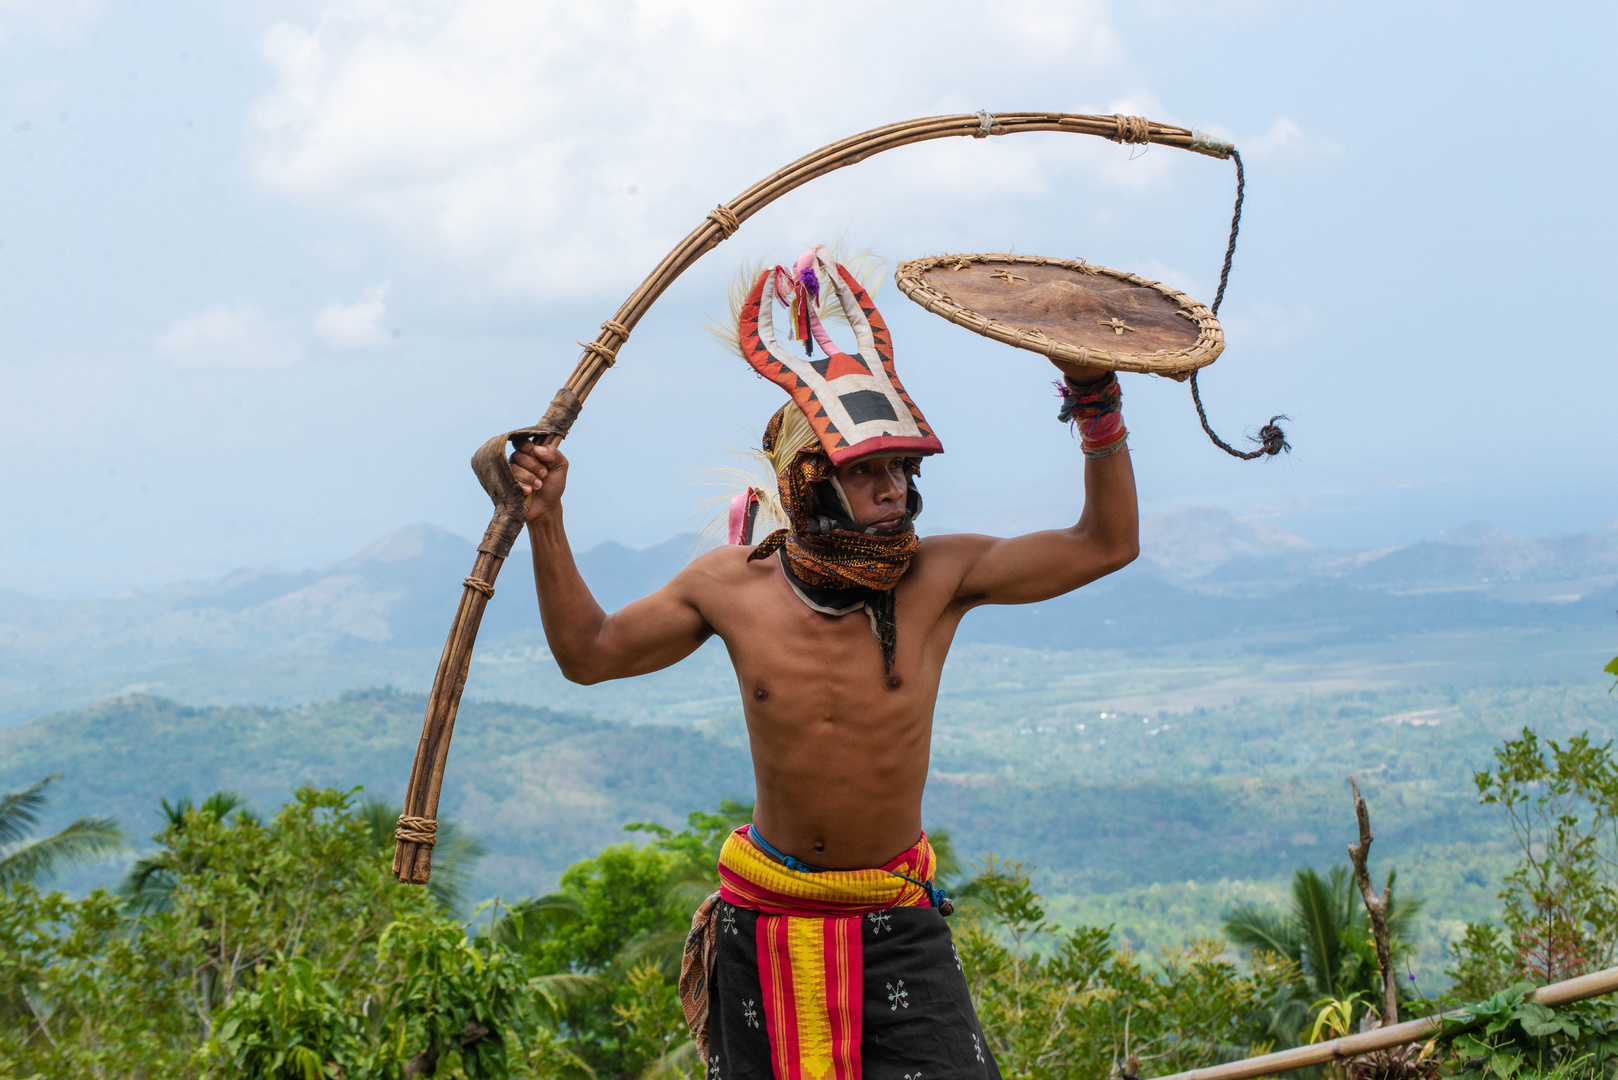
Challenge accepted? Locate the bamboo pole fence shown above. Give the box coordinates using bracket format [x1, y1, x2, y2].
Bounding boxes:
[1151, 966, 1618, 1080]
[391, 110, 1239, 884]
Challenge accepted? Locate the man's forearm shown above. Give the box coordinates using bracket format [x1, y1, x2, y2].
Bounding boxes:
[527, 511, 610, 677]
[1063, 371, 1139, 566]
[1077, 451, 1140, 567]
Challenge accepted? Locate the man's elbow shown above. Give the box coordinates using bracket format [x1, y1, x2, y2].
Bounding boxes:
[554, 653, 609, 685]
[1105, 539, 1140, 574]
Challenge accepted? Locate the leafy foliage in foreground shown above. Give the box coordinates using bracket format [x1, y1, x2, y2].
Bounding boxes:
[8, 688, 1618, 1079]
[1448, 726, 1618, 999]
[1222, 863, 1424, 1039]
[1434, 982, 1618, 1080]
[0, 783, 1297, 1080]
[954, 856, 1297, 1079]
[0, 788, 580, 1079]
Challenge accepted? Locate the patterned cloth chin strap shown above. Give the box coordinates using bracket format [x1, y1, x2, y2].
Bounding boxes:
[747, 825, 952, 914]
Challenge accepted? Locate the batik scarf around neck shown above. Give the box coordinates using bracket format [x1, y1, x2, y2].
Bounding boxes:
[747, 405, 922, 672]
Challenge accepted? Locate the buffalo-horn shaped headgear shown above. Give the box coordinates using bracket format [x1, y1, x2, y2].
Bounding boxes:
[739, 245, 943, 466]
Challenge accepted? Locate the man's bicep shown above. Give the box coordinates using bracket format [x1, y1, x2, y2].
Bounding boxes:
[953, 528, 1123, 607]
[591, 573, 715, 679]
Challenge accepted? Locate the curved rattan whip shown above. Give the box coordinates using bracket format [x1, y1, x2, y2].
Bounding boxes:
[392, 110, 1253, 883]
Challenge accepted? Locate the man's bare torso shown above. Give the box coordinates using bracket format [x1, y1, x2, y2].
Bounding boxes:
[690, 537, 978, 870]
[509, 427, 1137, 880]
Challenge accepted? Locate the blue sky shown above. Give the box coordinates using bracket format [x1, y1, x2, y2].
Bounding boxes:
[2, 1, 1614, 595]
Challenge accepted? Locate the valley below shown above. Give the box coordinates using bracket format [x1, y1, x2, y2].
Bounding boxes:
[4, 507, 1615, 985]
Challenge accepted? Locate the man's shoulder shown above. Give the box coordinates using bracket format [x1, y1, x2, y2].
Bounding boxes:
[901, 532, 997, 600]
[669, 545, 782, 617]
[682, 543, 776, 584]
[915, 531, 997, 563]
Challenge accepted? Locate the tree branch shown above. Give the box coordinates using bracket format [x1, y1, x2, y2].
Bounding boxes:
[1348, 776, 1398, 1027]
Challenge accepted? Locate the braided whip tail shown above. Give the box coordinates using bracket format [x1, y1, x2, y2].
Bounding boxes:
[1192, 149, 1290, 460]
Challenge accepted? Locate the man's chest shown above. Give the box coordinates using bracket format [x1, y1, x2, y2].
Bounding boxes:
[706, 569, 957, 701]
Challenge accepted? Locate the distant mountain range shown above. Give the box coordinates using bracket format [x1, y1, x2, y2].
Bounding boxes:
[2, 509, 1614, 728]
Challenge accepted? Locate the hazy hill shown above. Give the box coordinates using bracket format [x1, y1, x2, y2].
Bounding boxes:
[1139, 505, 1316, 580]
[3, 511, 1614, 729]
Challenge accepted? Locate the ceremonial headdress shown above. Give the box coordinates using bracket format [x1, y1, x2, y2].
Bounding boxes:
[739, 245, 942, 466]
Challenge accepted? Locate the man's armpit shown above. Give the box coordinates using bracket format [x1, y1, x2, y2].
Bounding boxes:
[924, 532, 1001, 609]
[949, 590, 989, 611]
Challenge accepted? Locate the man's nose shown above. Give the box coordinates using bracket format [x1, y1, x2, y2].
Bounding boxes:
[877, 472, 905, 502]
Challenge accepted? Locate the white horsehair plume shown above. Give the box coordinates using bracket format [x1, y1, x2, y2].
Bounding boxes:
[701, 242, 888, 358]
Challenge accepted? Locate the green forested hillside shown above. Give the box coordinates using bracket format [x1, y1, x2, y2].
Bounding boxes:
[0, 690, 754, 899]
[7, 674, 1615, 981]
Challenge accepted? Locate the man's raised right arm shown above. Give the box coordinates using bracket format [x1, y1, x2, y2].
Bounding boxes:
[511, 443, 715, 685]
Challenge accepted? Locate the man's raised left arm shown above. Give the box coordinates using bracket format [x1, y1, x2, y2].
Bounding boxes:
[949, 369, 1139, 606]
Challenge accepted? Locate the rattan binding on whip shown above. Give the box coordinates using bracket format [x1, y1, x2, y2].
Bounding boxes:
[1110, 114, 1152, 144]
[395, 814, 437, 846]
[579, 340, 621, 366]
[707, 205, 741, 238]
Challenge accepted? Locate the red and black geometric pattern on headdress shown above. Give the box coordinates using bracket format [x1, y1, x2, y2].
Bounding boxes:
[739, 245, 943, 467]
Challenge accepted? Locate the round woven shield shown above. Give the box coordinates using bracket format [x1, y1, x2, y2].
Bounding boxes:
[894, 253, 1223, 376]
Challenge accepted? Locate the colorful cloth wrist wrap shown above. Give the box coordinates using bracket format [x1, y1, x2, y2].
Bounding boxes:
[681, 827, 997, 1080]
[1055, 372, 1129, 458]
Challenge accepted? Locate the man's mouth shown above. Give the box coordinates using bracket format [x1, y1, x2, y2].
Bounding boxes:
[870, 514, 905, 532]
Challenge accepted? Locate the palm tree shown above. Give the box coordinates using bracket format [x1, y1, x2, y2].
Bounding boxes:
[120, 790, 256, 913]
[1224, 865, 1424, 1024]
[359, 797, 487, 916]
[0, 774, 126, 889]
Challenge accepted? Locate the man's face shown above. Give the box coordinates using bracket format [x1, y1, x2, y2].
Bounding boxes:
[834, 453, 910, 531]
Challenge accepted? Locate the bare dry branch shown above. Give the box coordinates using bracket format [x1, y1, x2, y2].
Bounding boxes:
[1348, 776, 1399, 1027]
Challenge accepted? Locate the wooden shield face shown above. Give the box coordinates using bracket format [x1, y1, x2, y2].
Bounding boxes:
[895, 254, 1224, 376]
[739, 247, 942, 466]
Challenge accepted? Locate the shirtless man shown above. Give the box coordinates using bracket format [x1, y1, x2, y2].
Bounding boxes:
[510, 246, 1137, 1080]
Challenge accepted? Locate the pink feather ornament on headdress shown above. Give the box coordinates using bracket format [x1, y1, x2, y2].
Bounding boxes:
[726, 487, 762, 545]
[770, 248, 823, 356]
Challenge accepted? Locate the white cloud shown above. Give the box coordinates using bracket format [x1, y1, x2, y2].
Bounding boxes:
[154, 303, 303, 368]
[1195, 116, 1341, 164]
[312, 282, 390, 349]
[1219, 302, 1318, 348]
[247, 0, 1150, 299]
[1134, 258, 1206, 299]
[1248, 117, 1305, 157]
